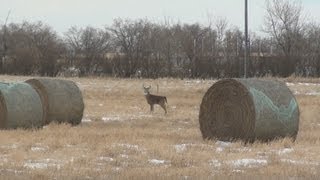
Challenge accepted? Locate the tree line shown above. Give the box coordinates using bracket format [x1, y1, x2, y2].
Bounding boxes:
[1, 0, 320, 78]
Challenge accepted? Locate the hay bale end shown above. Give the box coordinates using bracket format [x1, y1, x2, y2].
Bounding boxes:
[0, 82, 44, 129]
[199, 79, 299, 142]
[26, 78, 84, 125]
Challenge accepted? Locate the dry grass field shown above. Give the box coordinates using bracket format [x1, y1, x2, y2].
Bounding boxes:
[0, 75, 320, 179]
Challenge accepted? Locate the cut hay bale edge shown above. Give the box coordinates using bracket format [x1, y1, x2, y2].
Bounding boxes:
[24, 79, 49, 125]
[0, 82, 44, 129]
[0, 91, 7, 129]
[26, 78, 85, 125]
[199, 78, 300, 142]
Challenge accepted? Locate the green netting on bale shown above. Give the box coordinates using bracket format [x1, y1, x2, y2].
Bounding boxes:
[199, 79, 299, 142]
[26, 78, 84, 125]
[239, 79, 299, 141]
[0, 82, 44, 129]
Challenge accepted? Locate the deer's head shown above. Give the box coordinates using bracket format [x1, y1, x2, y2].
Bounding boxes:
[143, 84, 151, 95]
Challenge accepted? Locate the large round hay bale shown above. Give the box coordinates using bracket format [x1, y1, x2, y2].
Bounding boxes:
[0, 82, 44, 129]
[199, 79, 299, 142]
[25, 78, 84, 125]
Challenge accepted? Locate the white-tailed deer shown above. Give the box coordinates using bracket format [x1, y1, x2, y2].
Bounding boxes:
[143, 85, 167, 114]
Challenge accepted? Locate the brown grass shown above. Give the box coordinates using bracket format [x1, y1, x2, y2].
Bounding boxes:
[0, 75, 319, 179]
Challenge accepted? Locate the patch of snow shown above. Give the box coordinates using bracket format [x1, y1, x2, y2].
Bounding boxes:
[181, 121, 189, 124]
[308, 83, 320, 86]
[209, 160, 222, 168]
[65, 144, 73, 148]
[281, 159, 319, 166]
[236, 147, 252, 153]
[115, 143, 139, 150]
[232, 169, 244, 173]
[24, 162, 48, 169]
[184, 80, 204, 86]
[102, 116, 120, 122]
[3, 169, 24, 174]
[215, 141, 232, 152]
[296, 82, 320, 86]
[0, 155, 8, 165]
[292, 90, 320, 96]
[174, 143, 215, 153]
[286, 82, 295, 86]
[0, 144, 18, 149]
[136, 112, 152, 116]
[98, 156, 114, 162]
[82, 118, 92, 122]
[112, 167, 121, 171]
[31, 146, 47, 152]
[113, 143, 146, 155]
[175, 144, 187, 153]
[120, 154, 129, 159]
[256, 151, 268, 159]
[130, 106, 140, 110]
[305, 91, 320, 96]
[24, 159, 64, 170]
[230, 159, 268, 168]
[133, 114, 153, 118]
[293, 90, 300, 95]
[148, 159, 166, 165]
[277, 148, 294, 155]
[215, 141, 232, 147]
[216, 147, 224, 152]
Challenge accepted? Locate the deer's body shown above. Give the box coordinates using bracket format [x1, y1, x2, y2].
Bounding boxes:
[143, 85, 167, 114]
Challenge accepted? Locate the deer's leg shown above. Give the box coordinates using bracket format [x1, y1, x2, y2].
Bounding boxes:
[160, 103, 167, 114]
[150, 104, 154, 112]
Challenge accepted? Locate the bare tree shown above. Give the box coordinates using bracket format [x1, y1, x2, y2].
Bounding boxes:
[0, 11, 11, 73]
[29, 22, 63, 76]
[263, 0, 305, 76]
[159, 20, 175, 77]
[109, 18, 156, 77]
[4, 21, 62, 76]
[214, 17, 228, 57]
[64, 26, 111, 75]
[64, 26, 82, 68]
[301, 23, 320, 76]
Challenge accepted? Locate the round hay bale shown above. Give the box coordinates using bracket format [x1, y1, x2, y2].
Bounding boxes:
[199, 79, 299, 142]
[25, 78, 84, 125]
[0, 82, 44, 129]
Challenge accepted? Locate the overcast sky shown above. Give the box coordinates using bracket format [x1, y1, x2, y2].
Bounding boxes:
[1, 0, 320, 35]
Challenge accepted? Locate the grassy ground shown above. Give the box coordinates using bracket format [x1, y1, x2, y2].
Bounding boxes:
[0, 75, 319, 179]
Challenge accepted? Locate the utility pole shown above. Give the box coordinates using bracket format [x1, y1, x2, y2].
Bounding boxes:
[244, 0, 248, 78]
